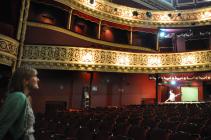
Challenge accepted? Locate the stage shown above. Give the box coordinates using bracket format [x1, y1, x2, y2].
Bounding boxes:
[161, 101, 205, 104]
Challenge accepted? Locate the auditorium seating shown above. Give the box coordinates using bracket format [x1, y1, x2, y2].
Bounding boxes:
[35, 103, 211, 140]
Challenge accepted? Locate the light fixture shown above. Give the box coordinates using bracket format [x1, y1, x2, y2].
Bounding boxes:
[159, 32, 165, 38]
[132, 11, 139, 16]
[82, 52, 94, 63]
[191, 22, 196, 25]
[89, 0, 95, 4]
[116, 55, 130, 65]
[170, 80, 176, 85]
[147, 56, 162, 67]
[146, 11, 152, 18]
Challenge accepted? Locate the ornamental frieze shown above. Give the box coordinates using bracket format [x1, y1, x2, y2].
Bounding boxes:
[22, 45, 211, 73]
[0, 34, 19, 66]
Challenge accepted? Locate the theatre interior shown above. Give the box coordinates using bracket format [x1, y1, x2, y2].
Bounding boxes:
[1, 0, 211, 139]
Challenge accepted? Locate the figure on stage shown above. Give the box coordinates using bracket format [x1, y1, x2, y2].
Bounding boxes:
[165, 89, 181, 102]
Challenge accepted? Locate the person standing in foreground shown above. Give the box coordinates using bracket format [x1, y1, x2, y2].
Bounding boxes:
[0, 66, 39, 140]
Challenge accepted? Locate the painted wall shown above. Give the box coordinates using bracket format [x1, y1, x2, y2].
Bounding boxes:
[31, 70, 204, 113]
[31, 70, 156, 113]
[176, 37, 186, 52]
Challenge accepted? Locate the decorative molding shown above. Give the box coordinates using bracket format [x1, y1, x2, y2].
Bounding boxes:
[0, 34, 19, 66]
[150, 73, 211, 81]
[28, 22, 156, 52]
[22, 45, 211, 73]
[53, 0, 211, 28]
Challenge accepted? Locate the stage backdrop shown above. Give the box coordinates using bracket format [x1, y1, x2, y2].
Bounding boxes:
[181, 87, 198, 101]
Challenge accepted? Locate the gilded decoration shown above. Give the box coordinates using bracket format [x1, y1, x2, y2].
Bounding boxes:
[22, 45, 211, 73]
[0, 34, 19, 66]
[54, 0, 211, 27]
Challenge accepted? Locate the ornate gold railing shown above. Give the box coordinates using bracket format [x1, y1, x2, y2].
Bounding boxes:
[22, 45, 211, 73]
[54, 0, 211, 27]
[0, 34, 19, 66]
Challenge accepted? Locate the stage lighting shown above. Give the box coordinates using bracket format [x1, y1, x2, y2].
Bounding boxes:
[159, 32, 165, 38]
[170, 80, 176, 85]
[146, 11, 152, 18]
[132, 11, 139, 16]
[89, 0, 95, 4]
[191, 22, 196, 25]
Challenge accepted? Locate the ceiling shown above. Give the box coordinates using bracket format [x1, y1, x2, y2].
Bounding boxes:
[110, 0, 211, 10]
[109, 0, 211, 35]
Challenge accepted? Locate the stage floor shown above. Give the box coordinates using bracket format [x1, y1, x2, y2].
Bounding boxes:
[161, 101, 205, 104]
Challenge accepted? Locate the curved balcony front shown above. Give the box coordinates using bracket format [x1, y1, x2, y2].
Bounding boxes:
[55, 0, 211, 27]
[0, 34, 19, 66]
[22, 45, 211, 73]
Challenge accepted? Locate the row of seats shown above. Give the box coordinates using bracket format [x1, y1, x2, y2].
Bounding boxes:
[35, 103, 211, 140]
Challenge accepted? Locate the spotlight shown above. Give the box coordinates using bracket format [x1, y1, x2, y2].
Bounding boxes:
[132, 11, 139, 16]
[170, 80, 176, 85]
[177, 13, 181, 16]
[191, 22, 196, 25]
[159, 32, 165, 38]
[146, 11, 152, 18]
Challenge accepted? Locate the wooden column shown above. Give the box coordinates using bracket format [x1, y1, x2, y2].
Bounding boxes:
[12, 0, 26, 72]
[130, 27, 133, 45]
[156, 30, 160, 51]
[98, 20, 102, 39]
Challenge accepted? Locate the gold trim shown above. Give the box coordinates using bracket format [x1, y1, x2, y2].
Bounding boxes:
[22, 45, 211, 73]
[0, 34, 19, 45]
[53, 0, 211, 28]
[0, 34, 19, 66]
[28, 22, 156, 52]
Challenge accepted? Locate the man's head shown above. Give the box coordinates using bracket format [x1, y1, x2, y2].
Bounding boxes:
[8, 66, 39, 93]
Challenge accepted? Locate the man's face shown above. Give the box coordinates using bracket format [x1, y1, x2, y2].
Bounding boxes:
[28, 74, 40, 90]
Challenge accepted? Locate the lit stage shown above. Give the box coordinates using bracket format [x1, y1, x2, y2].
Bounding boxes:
[161, 101, 205, 104]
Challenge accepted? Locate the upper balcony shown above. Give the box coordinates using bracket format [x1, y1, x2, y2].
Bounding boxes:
[23, 0, 211, 53]
[0, 0, 211, 73]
